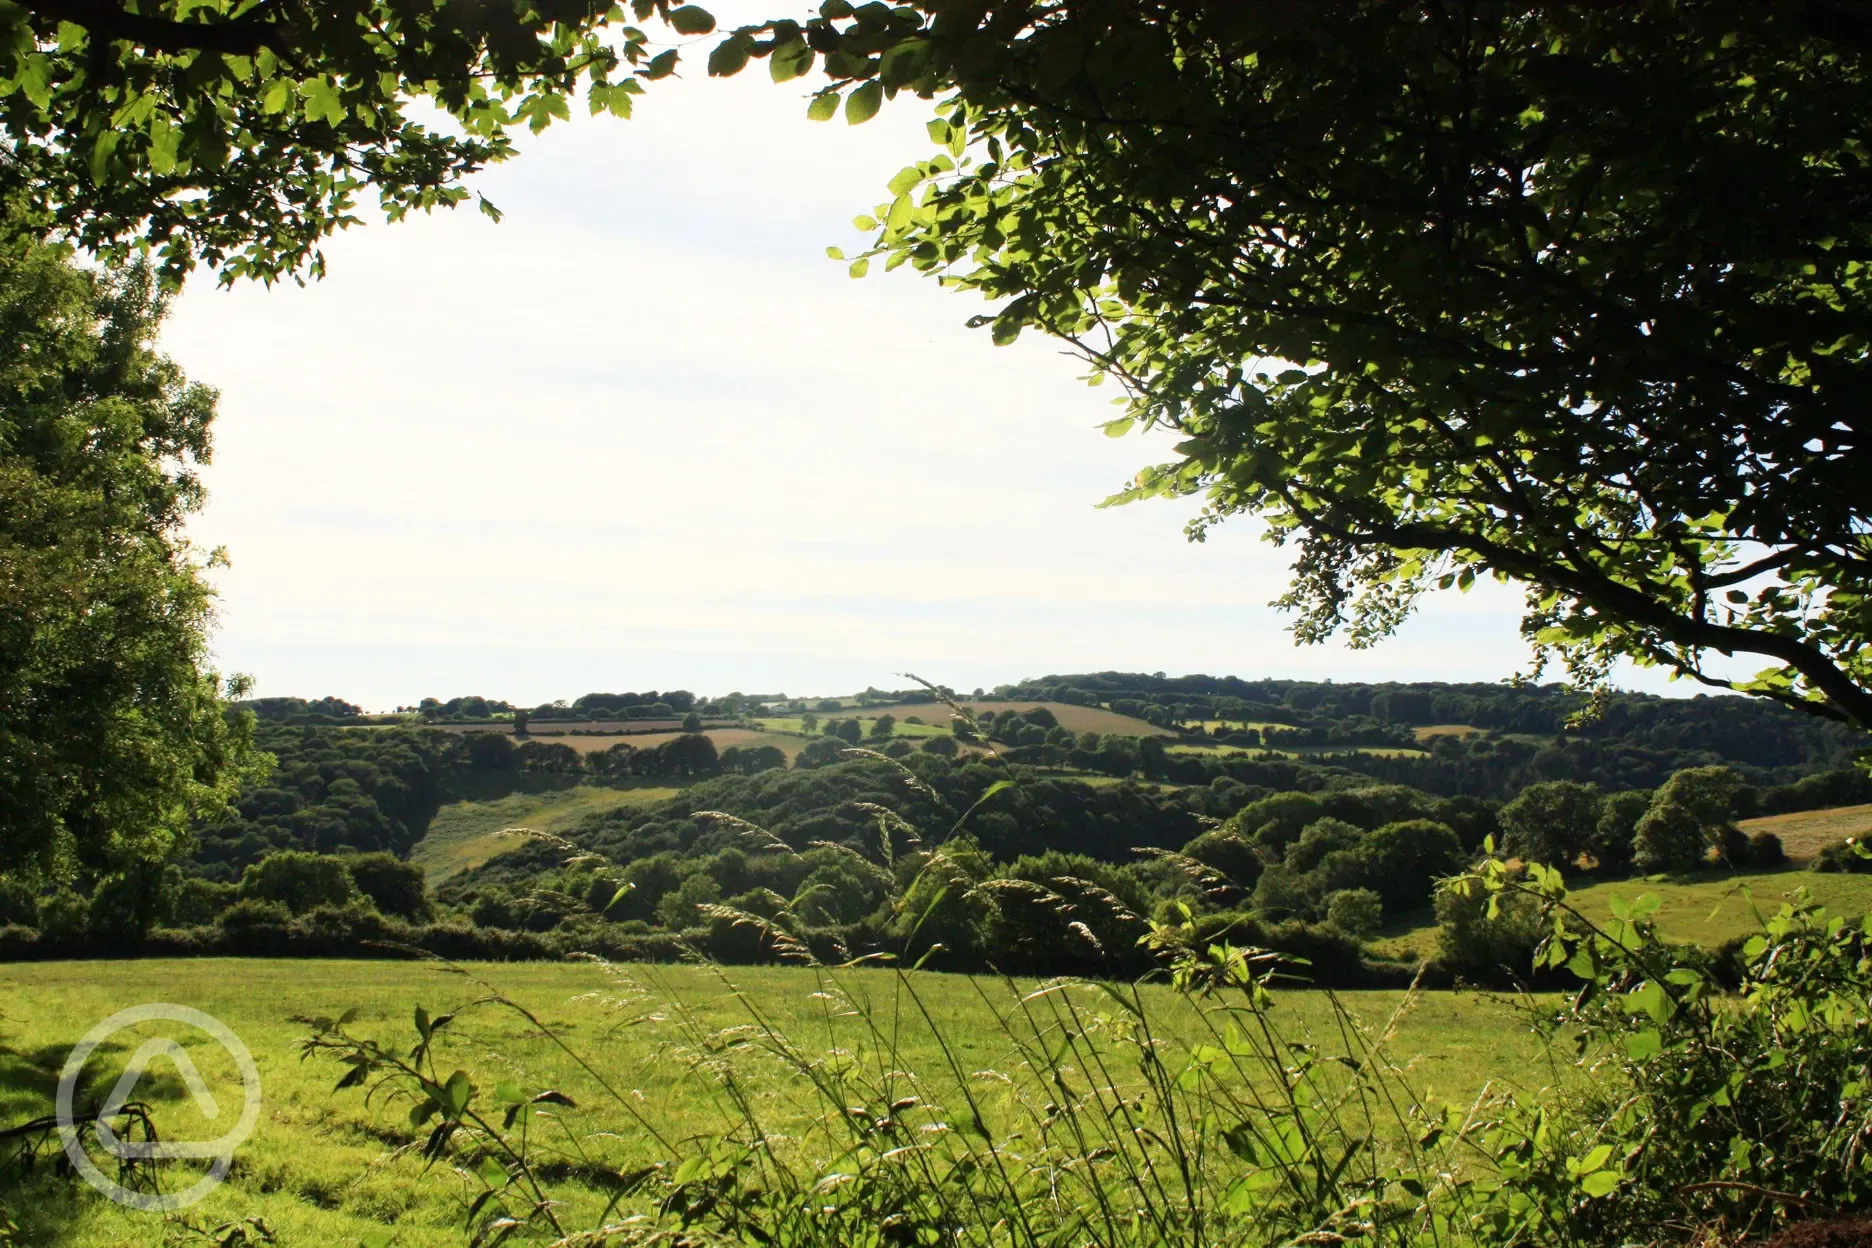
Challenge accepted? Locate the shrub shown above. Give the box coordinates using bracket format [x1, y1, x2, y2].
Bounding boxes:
[216, 897, 292, 930]
[1179, 829, 1264, 892]
[1813, 838, 1872, 874]
[0, 878, 39, 927]
[345, 853, 431, 921]
[1356, 818, 1465, 913]
[36, 891, 88, 944]
[0, 924, 39, 960]
[1325, 887, 1383, 939]
[1747, 830, 1788, 868]
[1433, 870, 1544, 984]
[167, 876, 240, 926]
[241, 851, 355, 915]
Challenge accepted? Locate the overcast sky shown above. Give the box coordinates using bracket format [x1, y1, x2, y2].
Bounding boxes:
[159, 16, 1715, 711]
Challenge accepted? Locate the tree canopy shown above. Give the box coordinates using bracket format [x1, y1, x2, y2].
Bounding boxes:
[710, 0, 1872, 729]
[0, 223, 261, 883]
[0, 0, 722, 283]
[11, 1, 1872, 730]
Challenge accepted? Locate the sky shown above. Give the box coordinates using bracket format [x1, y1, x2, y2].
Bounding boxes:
[159, 17, 1715, 712]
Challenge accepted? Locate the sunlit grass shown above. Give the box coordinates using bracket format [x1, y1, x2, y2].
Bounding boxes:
[0, 959, 1545, 1247]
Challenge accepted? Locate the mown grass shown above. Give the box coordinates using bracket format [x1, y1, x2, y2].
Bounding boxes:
[1411, 724, 1485, 741]
[0, 959, 1546, 1248]
[411, 785, 680, 884]
[1741, 802, 1872, 861]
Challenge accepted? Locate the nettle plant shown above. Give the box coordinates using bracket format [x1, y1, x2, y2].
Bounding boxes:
[1453, 856, 1872, 1244]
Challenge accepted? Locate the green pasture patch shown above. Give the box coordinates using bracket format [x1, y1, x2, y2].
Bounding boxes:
[1563, 867, 1872, 947]
[0, 960, 1544, 1247]
[412, 784, 679, 883]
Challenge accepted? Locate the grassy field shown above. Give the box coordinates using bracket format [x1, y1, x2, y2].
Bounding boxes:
[1562, 866, 1872, 946]
[0, 960, 1549, 1247]
[1412, 724, 1486, 741]
[1740, 802, 1872, 861]
[411, 785, 680, 883]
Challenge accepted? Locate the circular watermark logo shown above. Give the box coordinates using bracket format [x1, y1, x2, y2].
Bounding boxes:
[56, 1003, 262, 1211]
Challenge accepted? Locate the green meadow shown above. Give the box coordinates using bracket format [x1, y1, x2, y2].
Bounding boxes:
[1373, 865, 1872, 962]
[411, 785, 682, 884]
[0, 960, 1552, 1247]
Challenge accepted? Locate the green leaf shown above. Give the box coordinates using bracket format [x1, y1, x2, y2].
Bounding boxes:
[845, 80, 882, 125]
[707, 36, 749, 77]
[770, 38, 813, 82]
[667, 5, 715, 35]
[88, 132, 118, 185]
[299, 77, 344, 125]
[1580, 1170, 1621, 1198]
[806, 92, 840, 122]
[443, 1071, 473, 1116]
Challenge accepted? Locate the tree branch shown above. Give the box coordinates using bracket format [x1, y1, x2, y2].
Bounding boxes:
[1278, 487, 1872, 729]
[23, 0, 290, 56]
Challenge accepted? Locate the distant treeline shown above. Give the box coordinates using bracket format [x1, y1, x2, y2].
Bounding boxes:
[995, 672, 1863, 770]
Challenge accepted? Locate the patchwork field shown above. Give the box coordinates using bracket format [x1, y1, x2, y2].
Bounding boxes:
[0, 960, 1546, 1248]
